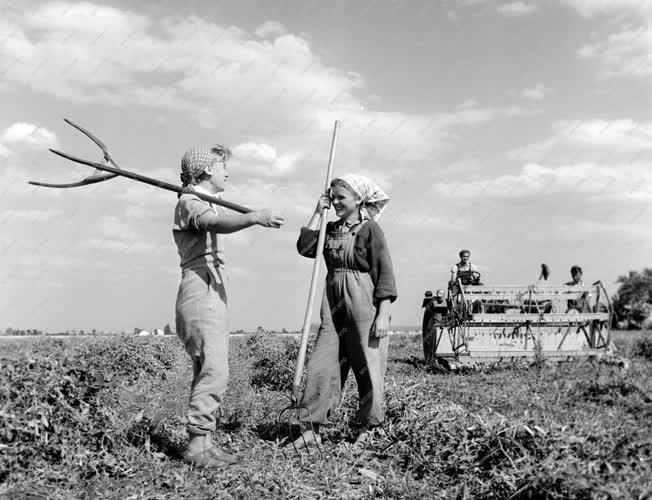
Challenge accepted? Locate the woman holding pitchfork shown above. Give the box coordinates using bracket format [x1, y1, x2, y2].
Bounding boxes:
[293, 174, 397, 448]
[27, 120, 283, 466]
[173, 145, 284, 468]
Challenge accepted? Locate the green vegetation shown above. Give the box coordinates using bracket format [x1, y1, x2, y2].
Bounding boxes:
[1, 331, 651, 499]
[612, 268, 652, 329]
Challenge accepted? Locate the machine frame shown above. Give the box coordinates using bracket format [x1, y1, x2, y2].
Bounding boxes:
[428, 280, 614, 368]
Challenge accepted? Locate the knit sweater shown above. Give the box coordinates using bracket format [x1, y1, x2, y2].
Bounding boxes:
[297, 220, 397, 303]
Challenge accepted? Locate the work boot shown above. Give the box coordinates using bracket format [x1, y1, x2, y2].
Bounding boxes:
[184, 433, 240, 468]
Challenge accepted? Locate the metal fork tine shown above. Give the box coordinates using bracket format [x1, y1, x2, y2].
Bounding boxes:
[63, 118, 109, 155]
[49, 148, 106, 168]
[27, 119, 119, 190]
[29, 148, 120, 189]
[276, 395, 322, 459]
[28, 172, 117, 188]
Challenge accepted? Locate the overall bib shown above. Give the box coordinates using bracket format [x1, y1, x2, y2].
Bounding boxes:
[300, 221, 389, 428]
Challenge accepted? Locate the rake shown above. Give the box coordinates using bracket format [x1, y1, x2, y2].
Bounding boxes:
[276, 120, 340, 456]
[29, 118, 254, 213]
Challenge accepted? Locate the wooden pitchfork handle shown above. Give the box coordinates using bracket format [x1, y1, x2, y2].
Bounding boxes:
[29, 118, 254, 214]
[290, 120, 341, 403]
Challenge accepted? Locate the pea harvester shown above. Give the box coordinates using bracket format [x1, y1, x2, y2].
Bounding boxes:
[423, 268, 615, 370]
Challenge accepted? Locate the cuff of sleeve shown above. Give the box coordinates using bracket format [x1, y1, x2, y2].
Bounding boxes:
[374, 294, 397, 304]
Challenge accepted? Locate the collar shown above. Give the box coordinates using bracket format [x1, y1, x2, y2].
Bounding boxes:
[340, 213, 361, 228]
[190, 185, 219, 198]
[188, 185, 221, 212]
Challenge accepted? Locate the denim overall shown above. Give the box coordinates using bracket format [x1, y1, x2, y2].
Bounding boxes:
[300, 220, 389, 427]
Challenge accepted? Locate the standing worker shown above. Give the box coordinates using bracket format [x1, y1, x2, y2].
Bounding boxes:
[422, 289, 448, 363]
[421, 290, 434, 334]
[173, 145, 284, 467]
[293, 174, 397, 448]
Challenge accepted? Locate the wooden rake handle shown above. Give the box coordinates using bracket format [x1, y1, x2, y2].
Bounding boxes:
[291, 120, 341, 402]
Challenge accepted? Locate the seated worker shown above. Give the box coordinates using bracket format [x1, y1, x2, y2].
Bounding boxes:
[565, 265, 584, 286]
[565, 265, 589, 312]
[422, 289, 448, 363]
[449, 249, 482, 288]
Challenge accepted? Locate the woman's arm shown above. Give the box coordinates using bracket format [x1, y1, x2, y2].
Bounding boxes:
[196, 209, 282, 234]
[371, 297, 391, 338]
[366, 223, 397, 303]
[305, 193, 330, 230]
[179, 196, 283, 234]
[297, 193, 331, 258]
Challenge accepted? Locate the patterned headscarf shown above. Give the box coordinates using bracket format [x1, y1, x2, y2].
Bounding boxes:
[332, 174, 390, 221]
[180, 145, 231, 187]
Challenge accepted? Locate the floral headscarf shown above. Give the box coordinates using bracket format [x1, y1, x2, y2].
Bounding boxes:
[333, 174, 390, 221]
[180, 145, 231, 187]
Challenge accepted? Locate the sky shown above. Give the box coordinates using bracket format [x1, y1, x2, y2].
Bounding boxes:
[0, 0, 650, 332]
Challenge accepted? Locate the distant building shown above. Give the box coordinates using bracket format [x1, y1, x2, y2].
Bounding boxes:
[153, 328, 165, 336]
[138, 330, 150, 336]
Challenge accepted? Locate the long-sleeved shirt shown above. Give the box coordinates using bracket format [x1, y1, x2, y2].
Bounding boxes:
[297, 221, 397, 303]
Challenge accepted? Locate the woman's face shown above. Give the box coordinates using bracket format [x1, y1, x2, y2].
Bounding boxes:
[206, 159, 229, 193]
[330, 185, 361, 220]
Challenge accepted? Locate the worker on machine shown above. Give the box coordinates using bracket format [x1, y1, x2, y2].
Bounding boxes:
[449, 249, 482, 288]
[565, 265, 584, 286]
[422, 289, 448, 362]
[565, 265, 590, 312]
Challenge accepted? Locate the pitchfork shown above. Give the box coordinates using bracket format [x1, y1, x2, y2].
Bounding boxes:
[276, 120, 340, 456]
[29, 118, 254, 213]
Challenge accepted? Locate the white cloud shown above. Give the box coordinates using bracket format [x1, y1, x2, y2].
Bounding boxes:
[0, 4, 362, 129]
[1, 122, 58, 148]
[82, 215, 161, 254]
[578, 27, 652, 77]
[508, 119, 652, 162]
[431, 162, 650, 201]
[231, 142, 304, 177]
[0, 143, 12, 157]
[0, 164, 63, 198]
[272, 152, 302, 175]
[455, 99, 478, 110]
[552, 217, 651, 243]
[85, 238, 159, 254]
[255, 21, 288, 39]
[497, 2, 539, 17]
[521, 83, 545, 100]
[2, 208, 60, 221]
[562, 0, 652, 77]
[0, 1, 542, 185]
[560, 0, 652, 18]
[233, 142, 277, 163]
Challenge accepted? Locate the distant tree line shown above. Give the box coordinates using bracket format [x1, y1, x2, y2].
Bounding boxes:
[612, 268, 652, 330]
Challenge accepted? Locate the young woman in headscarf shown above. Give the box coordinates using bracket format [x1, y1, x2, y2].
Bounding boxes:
[174, 145, 284, 467]
[294, 174, 397, 447]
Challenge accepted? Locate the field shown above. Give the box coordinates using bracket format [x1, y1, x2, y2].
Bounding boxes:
[1, 330, 651, 499]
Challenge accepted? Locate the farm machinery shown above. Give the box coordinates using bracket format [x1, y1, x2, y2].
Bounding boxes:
[422, 275, 615, 370]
